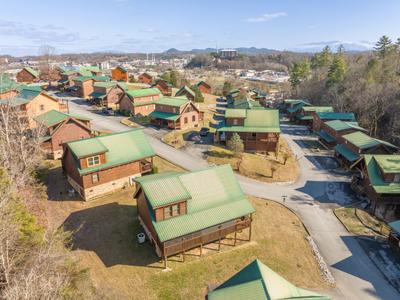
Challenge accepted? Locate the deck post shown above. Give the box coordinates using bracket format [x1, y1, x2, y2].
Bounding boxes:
[182, 250, 185, 262]
[248, 216, 253, 241]
[200, 243, 203, 257]
[218, 237, 221, 252]
[234, 229, 237, 246]
[164, 256, 168, 269]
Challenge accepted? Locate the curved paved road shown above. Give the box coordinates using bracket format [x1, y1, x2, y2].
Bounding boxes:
[68, 100, 399, 300]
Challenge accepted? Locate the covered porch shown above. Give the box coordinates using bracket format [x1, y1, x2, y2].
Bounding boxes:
[149, 111, 181, 130]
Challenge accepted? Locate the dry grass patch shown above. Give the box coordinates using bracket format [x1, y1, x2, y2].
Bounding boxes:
[162, 130, 187, 149]
[207, 139, 299, 183]
[334, 207, 389, 236]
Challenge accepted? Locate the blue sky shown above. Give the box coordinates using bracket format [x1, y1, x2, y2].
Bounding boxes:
[0, 0, 399, 56]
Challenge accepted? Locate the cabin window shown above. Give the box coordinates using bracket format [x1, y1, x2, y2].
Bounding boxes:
[252, 133, 256, 138]
[192, 115, 196, 122]
[233, 119, 238, 125]
[40, 104, 45, 111]
[164, 204, 180, 219]
[394, 174, 400, 183]
[173, 107, 177, 113]
[184, 117, 188, 124]
[91, 173, 99, 183]
[87, 155, 100, 167]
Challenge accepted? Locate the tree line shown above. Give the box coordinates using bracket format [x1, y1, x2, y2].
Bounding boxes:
[289, 36, 400, 142]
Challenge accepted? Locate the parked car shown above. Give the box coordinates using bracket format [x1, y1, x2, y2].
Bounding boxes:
[199, 127, 210, 137]
[102, 107, 115, 116]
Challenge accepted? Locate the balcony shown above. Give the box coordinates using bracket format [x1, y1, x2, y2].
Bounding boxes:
[140, 159, 152, 174]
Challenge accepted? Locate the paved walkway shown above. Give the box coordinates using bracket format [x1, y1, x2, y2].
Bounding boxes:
[67, 99, 399, 300]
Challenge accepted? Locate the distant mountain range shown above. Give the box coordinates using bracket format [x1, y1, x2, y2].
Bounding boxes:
[163, 43, 373, 55]
[163, 47, 280, 55]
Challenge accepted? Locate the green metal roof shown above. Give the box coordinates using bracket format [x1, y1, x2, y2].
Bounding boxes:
[73, 75, 109, 82]
[389, 220, 400, 234]
[229, 99, 264, 110]
[24, 67, 39, 78]
[302, 106, 334, 113]
[0, 97, 30, 106]
[208, 259, 330, 300]
[66, 129, 155, 175]
[318, 130, 336, 143]
[132, 100, 155, 107]
[155, 96, 189, 107]
[93, 81, 117, 88]
[73, 76, 94, 82]
[225, 109, 247, 118]
[149, 111, 180, 121]
[317, 112, 356, 121]
[324, 120, 366, 132]
[19, 87, 41, 100]
[283, 99, 311, 106]
[176, 85, 195, 97]
[374, 155, 400, 174]
[135, 165, 255, 242]
[220, 109, 280, 133]
[89, 92, 107, 99]
[135, 172, 190, 208]
[297, 115, 313, 121]
[364, 155, 400, 194]
[35, 109, 91, 127]
[334, 144, 359, 162]
[343, 131, 398, 150]
[127, 88, 161, 98]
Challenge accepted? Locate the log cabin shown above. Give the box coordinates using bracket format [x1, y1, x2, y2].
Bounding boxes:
[249, 88, 268, 103]
[111, 66, 129, 82]
[89, 81, 128, 108]
[334, 131, 398, 168]
[149, 96, 200, 130]
[318, 120, 367, 148]
[0, 87, 67, 129]
[35, 110, 92, 159]
[153, 79, 172, 96]
[216, 109, 280, 154]
[207, 259, 330, 300]
[59, 66, 103, 91]
[295, 106, 334, 127]
[312, 112, 356, 132]
[175, 85, 195, 102]
[195, 81, 211, 94]
[138, 72, 154, 84]
[117, 87, 161, 116]
[62, 129, 155, 201]
[352, 155, 400, 221]
[227, 98, 264, 110]
[16, 67, 40, 83]
[281, 99, 311, 120]
[0, 78, 19, 100]
[71, 76, 110, 98]
[134, 164, 255, 267]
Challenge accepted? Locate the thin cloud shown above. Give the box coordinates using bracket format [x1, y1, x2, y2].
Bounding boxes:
[245, 12, 287, 23]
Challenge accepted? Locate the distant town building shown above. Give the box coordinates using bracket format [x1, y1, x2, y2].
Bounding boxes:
[219, 49, 238, 59]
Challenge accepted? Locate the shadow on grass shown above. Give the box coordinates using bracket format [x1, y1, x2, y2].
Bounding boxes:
[62, 202, 161, 268]
[204, 150, 233, 158]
